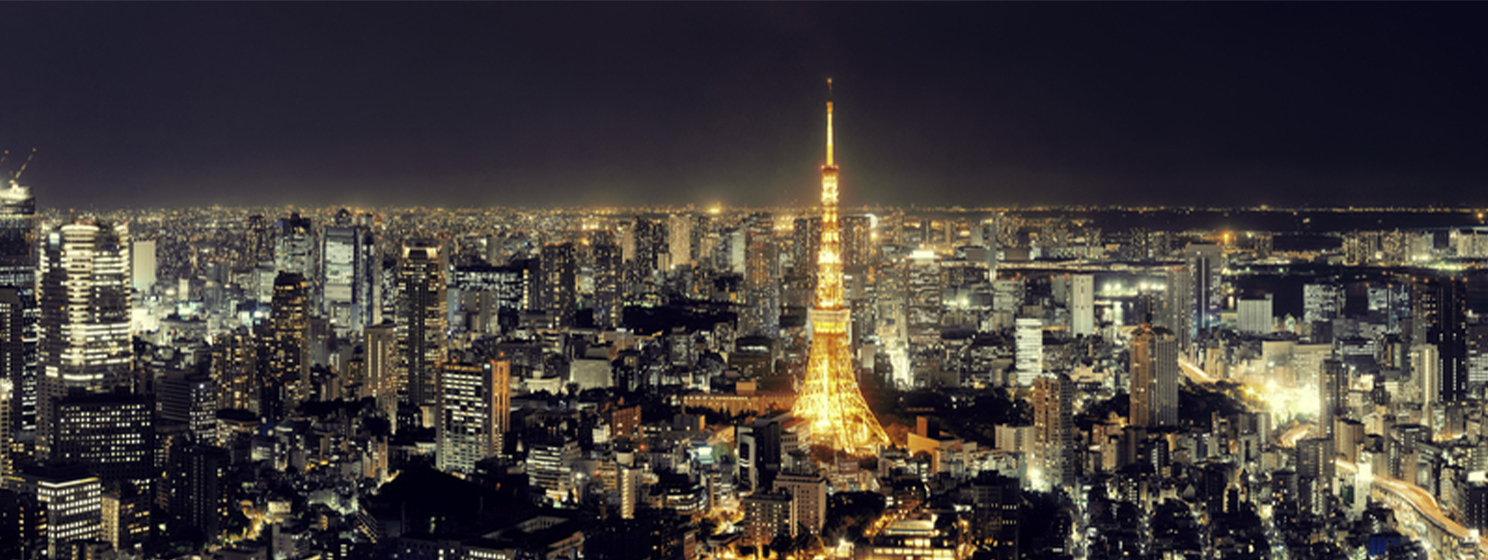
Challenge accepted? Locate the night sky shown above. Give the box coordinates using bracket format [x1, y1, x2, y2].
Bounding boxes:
[3, 3, 1486, 210]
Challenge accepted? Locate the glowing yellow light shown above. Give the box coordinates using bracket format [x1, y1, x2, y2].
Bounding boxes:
[792, 81, 889, 455]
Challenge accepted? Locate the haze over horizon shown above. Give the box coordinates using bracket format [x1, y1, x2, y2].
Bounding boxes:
[3, 3, 1486, 210]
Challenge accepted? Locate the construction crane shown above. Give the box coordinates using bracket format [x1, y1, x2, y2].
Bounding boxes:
[10, 148, 35, 186]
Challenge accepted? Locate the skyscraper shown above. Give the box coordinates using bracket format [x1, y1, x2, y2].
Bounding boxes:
[398, 240, 446, 417]
[743, 212, 780, 337]
[323, 210, 374, 336]
[1129, 323, 1179, 428]
[436, 360, 511, 474]
[1033, 372, 1074, 489]
[0, 182, 37, 437]
[1185, 243, 1223, 339]
[592, 235, 624, 329]
[267, 272, 309, 421]
[541, 242, 578, 327]
[1071, 274, 1094, 337]
[791, 81, 890, 454]
[37, 221, 132, 460]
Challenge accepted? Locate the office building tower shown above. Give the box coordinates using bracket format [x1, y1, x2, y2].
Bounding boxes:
[592, 237, 624, 328]
[791, 82, 890, 454]
[743, 212, 780, 337]
[12, 466, 102, 559]
[773, 470, 828, 536]
[1412, 275, 1467, 403]
[169, 445, 229, 543]
[398, 240, 446, 415]
[541, 242, 578, 327]
[450, 263, 525, 335]
[1320, 359, 1345, 440]
[437, 360, 511, 474]
[0, 378, 9, 478]
[0, 290, 22, 458]
[275, 213, 315, 280]
[742, 491, 792, 547]
[1034, 372, 1075, 489]
[51, 392, 155, 488]
[158, 370, 217, 444]
[212, 329, 258, 414]
[1185, 243, 1223, 337]
[0, 183, 37, 437]
[1130, 323, 1179, 428]
[365, 323, 399, 416]
[131, 239, 156, 295]
[1237, 294, 1274, 335]
[1071, 274, 1094, 337]
[526, 440, 579, 506]
[267, 272, 309, 421]
[966, 471, 1020, 560]
[840, 214, 873, 270]
[1295, 437, 1335, 518]
[245, 214, 273, 266]
[629, 217, 666, 295]
[669, 213, 695, 270]
[323, 212, 373, 335]
[1015, 318, 1043, 386]
[37, 221, 132, 460]
[793, 215, 822, 276]
[1161, 265, 1194, 352]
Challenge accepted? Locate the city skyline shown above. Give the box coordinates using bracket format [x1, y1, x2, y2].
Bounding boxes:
[3, 3, 1487, 210]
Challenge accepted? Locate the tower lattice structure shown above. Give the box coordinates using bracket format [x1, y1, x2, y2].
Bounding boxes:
[792, 80, 890, 454]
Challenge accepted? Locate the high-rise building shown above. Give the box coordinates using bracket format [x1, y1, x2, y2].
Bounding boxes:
[1412, 275, 1467, 403]
[592, 237, 624, 329]
[51, 392, 155, 488]
[275, 213, 315, 281]
[131, 239, 156, 294]
[1185, 243, 1223, 339]
[629, 217, 666, 295]
[793, 215, 822, 278]
[267, 272, 309, 421]
[437, 360, 511, 474]
[37, 221, 132, 460]
[1295, 437, 1335, 518]
[668, 213, 695, 271]
[541, 242, 578, 327]
[450, 263, 525, 335]
[791, 81, 890, 454]
[12, 467, 99, 558]
[840, 215, 873, 271]
[245, 214, 273, 266]
[0, 184, 37, 438]
[0, 289, 22, 460]
[1015, 318, 1043, 386]
[365, 323, 399, 416]
[0, 378, 10, 479]
[773, 470, 827, 537]
[741, 491, 792, 547]
[1071, 274, 1094, 337]
[1237, 294, 1273, 335]
[168, 445, 229, 543]
[1033, 372, 1074, 489]
[1319, 359, 1345, 441]
[398, 240, 446, 416]
[1130, 323, 1179, 428]
[323, 211, 374, 335]
[743, 213, 780, 337]
[1161, 265, 1194, 352]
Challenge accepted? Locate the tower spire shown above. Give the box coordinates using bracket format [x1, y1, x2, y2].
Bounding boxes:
[826, 78, 834, 168]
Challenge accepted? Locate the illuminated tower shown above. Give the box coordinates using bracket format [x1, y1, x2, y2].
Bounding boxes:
[37, 221, 133, 460]
[792, 80, 890, 454]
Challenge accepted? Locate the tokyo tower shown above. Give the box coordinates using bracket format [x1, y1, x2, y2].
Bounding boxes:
[791, 80, 890, 454]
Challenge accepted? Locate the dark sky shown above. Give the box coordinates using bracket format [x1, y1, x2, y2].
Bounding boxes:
[3, 3, 1486, 210]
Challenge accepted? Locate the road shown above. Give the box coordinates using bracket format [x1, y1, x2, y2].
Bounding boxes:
[1336, 459, 1484, 551]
